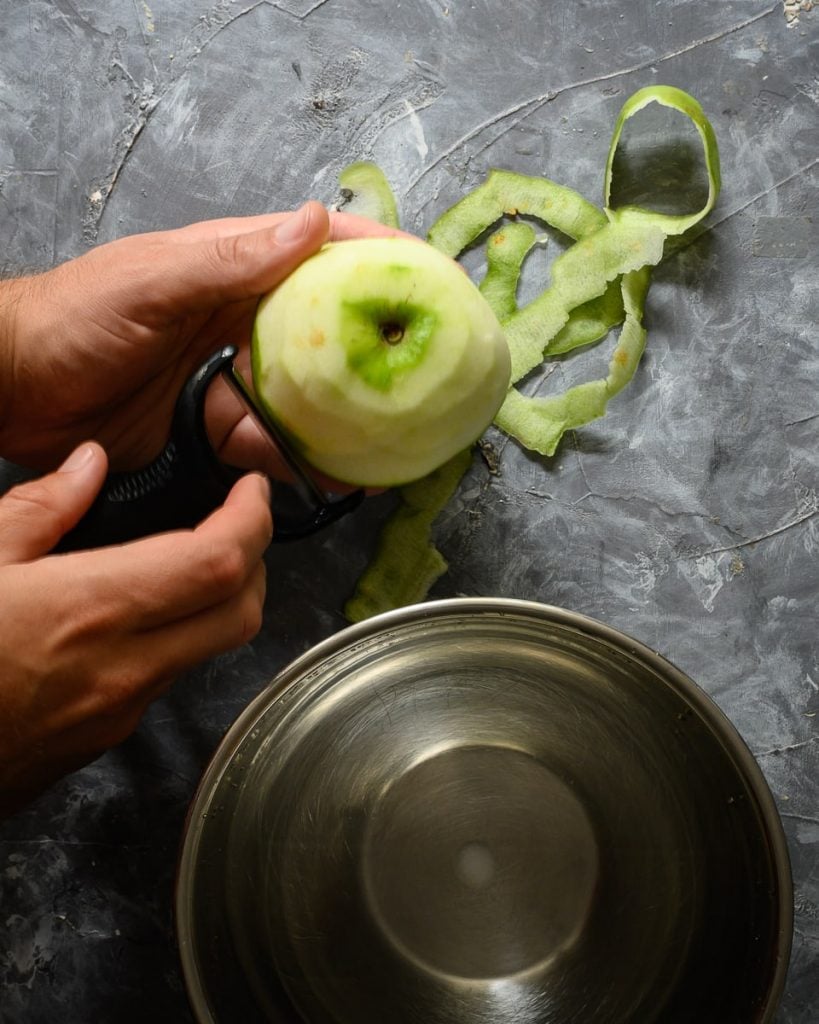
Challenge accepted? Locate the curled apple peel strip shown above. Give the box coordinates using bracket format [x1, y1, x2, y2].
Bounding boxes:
[478, 220, 538, 321]
[604, 85, 722, 236]
[428, 167, 607, 256]
[343, 447, 473, 623]
[337, 161, 400, 228]
[495, 265, 653, 455]
[428, 168, 639, 381]
[341, 85, 721, 620]
[493, 85, 721, 455]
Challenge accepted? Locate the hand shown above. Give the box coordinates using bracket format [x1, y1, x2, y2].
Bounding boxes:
[0, 202, 402, 474]
[0, 442, 272, 816]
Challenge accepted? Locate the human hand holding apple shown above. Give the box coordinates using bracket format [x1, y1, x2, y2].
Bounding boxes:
[252, 236, 511, 487]
[0, 201, 406, 479]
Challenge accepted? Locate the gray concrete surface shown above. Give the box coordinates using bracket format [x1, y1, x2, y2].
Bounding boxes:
[0, 1, 816, 1021]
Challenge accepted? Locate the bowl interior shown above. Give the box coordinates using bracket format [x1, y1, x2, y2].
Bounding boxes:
[177, 601, 792, 1024]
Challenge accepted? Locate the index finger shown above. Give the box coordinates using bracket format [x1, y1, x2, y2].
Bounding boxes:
[62, 473, 273, 633]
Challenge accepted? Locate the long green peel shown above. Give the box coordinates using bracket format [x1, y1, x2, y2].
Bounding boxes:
[495, 266, 652, 454]
[479, 221, 538, 321]
[546, 281, 625, 357]
[496, 84, 721, 455]
[340, 85, 720, 620]
[500, 219, 664, 382]
[343, 448, 473, 623]
[428, 168, 607, 256]
[604, 85, 722, 233]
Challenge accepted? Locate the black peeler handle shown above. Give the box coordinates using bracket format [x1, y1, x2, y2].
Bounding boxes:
[57, 347, 241, 552]
[57, 346, 363, 552]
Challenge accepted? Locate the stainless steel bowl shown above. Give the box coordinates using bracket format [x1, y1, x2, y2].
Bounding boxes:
[175, 598, 793, 1024]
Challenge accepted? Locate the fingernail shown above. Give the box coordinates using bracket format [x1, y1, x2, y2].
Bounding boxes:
[255, 473, 271, 503]
[274, 203, 312, 244]
[255, 474, 274, 543]
[59, 444, 96, 473]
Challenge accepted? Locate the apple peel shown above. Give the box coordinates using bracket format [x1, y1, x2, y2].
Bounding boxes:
[496, 85, 721, 456]
[500, 219, 665, 382]
[339, 84, 720, 620]
[427, 168, 606, 258]
[479, 221, 538, 320]
[337, 160, 400, 228]
[343, 448, 473, 623]
[495, 266, 652, 455]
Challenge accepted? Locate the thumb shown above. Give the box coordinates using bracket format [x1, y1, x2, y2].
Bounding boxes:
[0, 443, 108, 564]
[169, 200, 330, 308]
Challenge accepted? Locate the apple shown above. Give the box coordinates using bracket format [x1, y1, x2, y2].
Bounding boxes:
[251, 237, 511, 487]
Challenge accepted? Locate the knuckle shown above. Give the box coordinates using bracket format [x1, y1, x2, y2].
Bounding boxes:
[204, 543, 249, 594]
[209, 233, 246, 273]
[61, 596, 119, 645]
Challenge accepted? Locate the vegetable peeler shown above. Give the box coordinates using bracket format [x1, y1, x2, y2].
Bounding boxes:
[57, 345, 364, 552]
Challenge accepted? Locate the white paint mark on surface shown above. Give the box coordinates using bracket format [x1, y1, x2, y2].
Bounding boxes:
[164, 76, 198, 140]
[309, 162, 330, 194]
[679, 552, 728, 612]
[731, 43, 766, 63]
[799, 494, 819, 554]
[631, 552, 666, 595]
[404, 99, 429, 161]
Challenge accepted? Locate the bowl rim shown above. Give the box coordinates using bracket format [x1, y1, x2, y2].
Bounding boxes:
[174, 596, 795, 1024]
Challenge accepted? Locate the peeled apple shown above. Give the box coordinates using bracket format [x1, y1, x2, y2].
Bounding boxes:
[251, 236, 511, 487]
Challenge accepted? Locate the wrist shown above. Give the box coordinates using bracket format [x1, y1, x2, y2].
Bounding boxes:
[0, 276, 32, 456]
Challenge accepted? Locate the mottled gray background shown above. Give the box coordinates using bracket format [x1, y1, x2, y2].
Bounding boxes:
[0, 1, 816, 1022]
